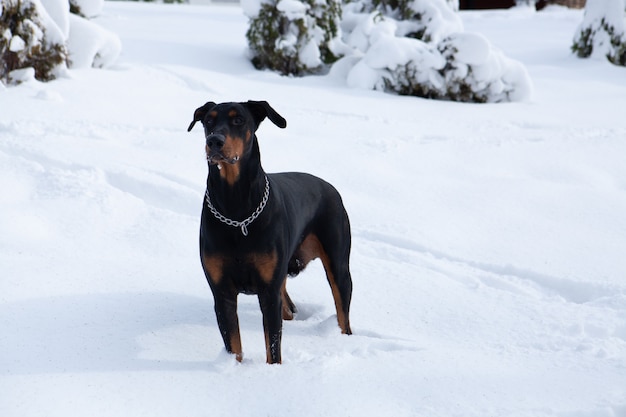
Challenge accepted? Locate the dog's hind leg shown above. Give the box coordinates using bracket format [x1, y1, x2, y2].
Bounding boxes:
[280, 280, 297, 320]
[317, 211, 353, 335]
[321, 255, 353, 335]
[299, 230, 353, 335]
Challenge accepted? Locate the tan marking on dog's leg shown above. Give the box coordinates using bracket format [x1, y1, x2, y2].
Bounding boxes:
[298, 234, 321, 265]
[201, 253, 224, 285]
[281, 280, 295, 320]
[300, 234, 350, 334]
[230, 331, 243, 362]
[320, 254, 349, 334]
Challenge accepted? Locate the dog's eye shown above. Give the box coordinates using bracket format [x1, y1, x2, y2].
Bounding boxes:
[232, 116, 244, 126]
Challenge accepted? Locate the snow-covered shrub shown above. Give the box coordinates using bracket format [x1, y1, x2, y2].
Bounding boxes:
[0, 0, 68, 84]
[340, 14, 445, 92]
[243, 0, 343, 75]
[437, 32, 532, 102]
[336, 1, 532, 103]
[572, 0, 626, 66]
[349, 0, 462, 43]
[1, 0, 120, 86]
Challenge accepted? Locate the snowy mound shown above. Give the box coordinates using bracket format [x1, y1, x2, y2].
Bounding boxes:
[70, 0, 104, 18]
[334, 0, 532, 102]
[67, 13, 121, 69]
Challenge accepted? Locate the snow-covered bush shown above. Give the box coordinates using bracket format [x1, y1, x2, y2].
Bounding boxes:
[243, 0, 343, 75]
[437, 32, 532, 102]
[336, 0, 532, 103]
[0, 0, 68, 84]
[1, 0, 120, 86]
[348, 0, 462, 43]
[572, 0, 626, 66]
[242, 0, 531, 102]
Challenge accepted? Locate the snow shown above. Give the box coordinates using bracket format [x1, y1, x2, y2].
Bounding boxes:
[299, 36, 323, 68]
[406, 0, 464, 43]
[8, 35, 26, 52]
[28, 0, 66, 46]
[72, 0, 105, 18]
[276, 0, 308, 19]
[1, 3, 626, 417]
[67, 13, 121, 68]
[39, 0, 70, 38]
[240, 0, 263, 18]
[445, 31, 490, 65]
[7, 66, 36, 83]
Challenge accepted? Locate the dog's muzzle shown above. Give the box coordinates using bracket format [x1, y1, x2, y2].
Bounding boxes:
[206, 133, 240, 165]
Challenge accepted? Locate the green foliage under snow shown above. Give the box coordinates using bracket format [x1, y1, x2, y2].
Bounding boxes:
[571, 0, 626, 67]
[246, 0, 343, 76]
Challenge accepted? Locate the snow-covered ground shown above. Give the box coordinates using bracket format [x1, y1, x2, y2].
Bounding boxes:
[2, 3, 626, 416]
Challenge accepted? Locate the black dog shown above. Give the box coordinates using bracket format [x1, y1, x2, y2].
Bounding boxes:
[188, 100, 353, 364]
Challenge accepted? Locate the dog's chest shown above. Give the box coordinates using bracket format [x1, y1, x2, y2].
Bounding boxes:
[202, 246, 280, 294]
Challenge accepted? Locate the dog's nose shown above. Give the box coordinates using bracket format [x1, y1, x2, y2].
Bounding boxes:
[206, 134, 225, 151]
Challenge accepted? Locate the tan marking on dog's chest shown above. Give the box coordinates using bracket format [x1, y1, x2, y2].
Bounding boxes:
[219, 134, 246, 186]
[201, 253, 224, 285]
[219, 163, 240, 186]
[249, 251, 278, 284]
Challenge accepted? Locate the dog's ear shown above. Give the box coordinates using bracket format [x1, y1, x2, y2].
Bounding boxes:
[187, 101, 216, 132]
[244, 101, 287, 130]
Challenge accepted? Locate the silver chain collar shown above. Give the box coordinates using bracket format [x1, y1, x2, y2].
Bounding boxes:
[204, 176, 270, 236]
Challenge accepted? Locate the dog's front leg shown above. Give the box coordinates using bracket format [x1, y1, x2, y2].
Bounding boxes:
[258, 289, 283, 364]
[213, 292, 243, 362]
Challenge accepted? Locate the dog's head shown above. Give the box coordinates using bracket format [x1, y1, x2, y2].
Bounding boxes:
[188, 101, 287, 169]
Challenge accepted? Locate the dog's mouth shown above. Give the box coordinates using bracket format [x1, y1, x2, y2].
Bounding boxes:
[206, 151, 240, 166]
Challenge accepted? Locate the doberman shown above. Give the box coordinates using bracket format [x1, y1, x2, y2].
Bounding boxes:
[188, 100, 353, 364]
